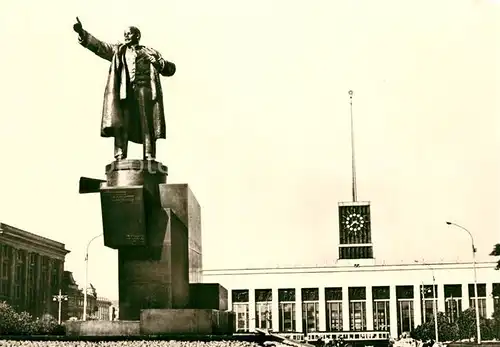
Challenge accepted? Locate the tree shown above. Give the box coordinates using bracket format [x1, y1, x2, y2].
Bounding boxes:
[490, 243, 500, 270]
[457, 308, 477, 340]
[411, 312, 459, 342]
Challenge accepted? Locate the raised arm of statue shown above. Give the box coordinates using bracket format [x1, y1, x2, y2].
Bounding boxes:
[74, 17, 117, 62]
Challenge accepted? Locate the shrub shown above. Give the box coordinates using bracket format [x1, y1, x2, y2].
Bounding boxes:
[32, 314, 63, 335]
[0, 301, 19, 335]
[0, 301, 65, 335]
[456, 308, 477, 340]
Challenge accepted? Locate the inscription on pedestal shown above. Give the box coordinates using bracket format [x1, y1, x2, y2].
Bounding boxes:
[100, 186, 146, 249]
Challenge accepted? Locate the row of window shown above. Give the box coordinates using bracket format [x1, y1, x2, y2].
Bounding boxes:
[232, 284, 500, 335]
[0, 244, 62, 308]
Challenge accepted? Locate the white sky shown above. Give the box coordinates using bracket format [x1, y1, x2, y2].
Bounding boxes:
[0, 0, 498, 300]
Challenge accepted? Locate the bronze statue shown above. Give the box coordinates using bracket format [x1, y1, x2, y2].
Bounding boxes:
[74, 17, 176, 161]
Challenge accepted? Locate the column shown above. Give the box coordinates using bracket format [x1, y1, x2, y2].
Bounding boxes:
[272, 287, 279, 332]
[342, 286, 350, 331]
[295, 287, 303, 332]
[389, 285, 398, 339]
[366, 285, 374, 330]
[227, 288, 233, 311]
[437, 283, 445, 313]
[249, 288, 256, 331]
[413, 284, 422, 327]
[35, 254, 41, 317]
[47, 259, 54, 316]
[319, 286, 326, 332]
[486, 282, 494, 318]
[23, 252, 29, 310]
[461, 283, 470, 310]
[10, 248, 17, 302]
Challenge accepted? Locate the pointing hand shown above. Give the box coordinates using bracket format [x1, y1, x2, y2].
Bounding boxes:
[73, 17, 83, 34]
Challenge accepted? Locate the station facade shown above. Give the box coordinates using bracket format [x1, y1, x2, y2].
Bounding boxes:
[204, 260, 500, 339]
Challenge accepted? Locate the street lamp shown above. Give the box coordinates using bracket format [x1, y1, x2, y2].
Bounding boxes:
[83, 233, 102, 321]
[415, 260, 439, 342]
[52, 289, 68, 324]
[446, 221, 481, 344]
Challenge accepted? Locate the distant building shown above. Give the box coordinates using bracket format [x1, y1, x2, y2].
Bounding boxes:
[0, 223, 70, 318]
[96, 297, 112, 320]
[62, 271, 99, 321]
[110, 300, 119, 321]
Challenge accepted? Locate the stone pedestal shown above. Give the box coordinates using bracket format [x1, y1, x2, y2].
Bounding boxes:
[77, 159, 232, 335]
[100, 160, 191, 320]
[140, 309, 235, 335]
[159, 184, 203, 283]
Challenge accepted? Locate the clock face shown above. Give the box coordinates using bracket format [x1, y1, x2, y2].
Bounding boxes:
[338, 204, 371, 243]
[344, 213, 366, 236]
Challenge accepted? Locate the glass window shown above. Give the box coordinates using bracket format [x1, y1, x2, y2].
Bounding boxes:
[233, 303, 249, 332]
[469, 298, 487, 319]
[232, 289, 249, 332]
[419, 284, 438, 323]
[255, 289, 272, 330]
[422, 299, 437, 323]
[326, 301, 342, 331]
[493, 283, 500, 314]
[444, 285, 462, 323]
[279, 302, 296, 332]
[256, 301, 272, 329]
[373, 300, 390, 331]
[302, 302, 319, 332]
[350, 301, 366, 331]
[302, 288, 319, 333]
[232, 289, 249, 303]
[325, 288, 343, 332]
[398, 300, 414, 336]
[396, 286, 414, 336]
[279, 288, 296, 332]
[372, 286, 390, 331]
[349, 287, 366, 331]
[469, 284, 487, 319]
[445, 298, 462, 323]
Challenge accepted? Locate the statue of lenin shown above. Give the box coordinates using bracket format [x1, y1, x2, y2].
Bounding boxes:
[74, 17, 176, 161]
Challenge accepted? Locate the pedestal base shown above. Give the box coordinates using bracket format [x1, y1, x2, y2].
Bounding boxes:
[64, 310, 235, 337]
[140, 309, 235, 335]
[65, 321, 140, 337]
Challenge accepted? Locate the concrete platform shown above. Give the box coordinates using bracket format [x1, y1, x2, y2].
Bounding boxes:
[65, 320, 140, 336]
[64, 309, 235, 337]
[140, 309, 235, 335]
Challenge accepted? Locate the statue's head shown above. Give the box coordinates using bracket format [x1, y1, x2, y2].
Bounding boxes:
[124, 26, 141, 45]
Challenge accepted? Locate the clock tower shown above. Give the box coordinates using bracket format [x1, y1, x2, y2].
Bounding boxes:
[338, 91, 374, 261]
[338, 201, 373, 259]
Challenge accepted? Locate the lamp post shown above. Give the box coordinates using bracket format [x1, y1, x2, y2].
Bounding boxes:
[52, 289, 68, 324]
[83, 233, 102, 321]
[415, 260, 439, 342]
[446, 221, 481, 344]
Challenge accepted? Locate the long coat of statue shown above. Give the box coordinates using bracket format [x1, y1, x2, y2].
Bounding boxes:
[79, 31, 176, 144]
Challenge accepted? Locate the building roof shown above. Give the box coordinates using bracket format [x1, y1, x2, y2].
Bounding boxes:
[0, 222, 70, 259]
[202, 260, 497, 276]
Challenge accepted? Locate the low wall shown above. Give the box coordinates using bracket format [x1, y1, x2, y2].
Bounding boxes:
[140, 309, 234, 335]
[65, 321, 140, 337]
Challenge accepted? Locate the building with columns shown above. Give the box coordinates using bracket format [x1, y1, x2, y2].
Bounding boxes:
[0, 222, 70, 318]
[203, 260, 499, 340]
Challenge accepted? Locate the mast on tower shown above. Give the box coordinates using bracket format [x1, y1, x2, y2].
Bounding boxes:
[349, 90, 357, 202]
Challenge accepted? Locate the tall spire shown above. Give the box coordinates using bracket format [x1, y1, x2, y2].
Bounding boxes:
[349, 90, 357, 202]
